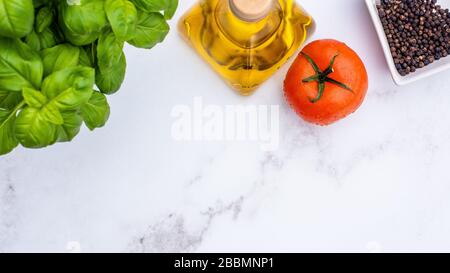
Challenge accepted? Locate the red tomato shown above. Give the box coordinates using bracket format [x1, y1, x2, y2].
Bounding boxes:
[284, 39, 368, 126]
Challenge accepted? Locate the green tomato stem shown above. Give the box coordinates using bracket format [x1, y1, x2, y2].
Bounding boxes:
[301, 52, 353, 103]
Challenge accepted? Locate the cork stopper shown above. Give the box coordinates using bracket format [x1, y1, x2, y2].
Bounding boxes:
[230, 0, 273, 22]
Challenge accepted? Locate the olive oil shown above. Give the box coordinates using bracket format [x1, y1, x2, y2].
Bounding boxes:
[179, 0, 314, 95]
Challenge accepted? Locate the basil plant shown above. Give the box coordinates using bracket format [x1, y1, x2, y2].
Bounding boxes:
[0, 0, 177, 155]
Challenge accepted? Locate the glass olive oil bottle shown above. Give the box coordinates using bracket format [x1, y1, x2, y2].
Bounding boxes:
[179, 0, 315, 95]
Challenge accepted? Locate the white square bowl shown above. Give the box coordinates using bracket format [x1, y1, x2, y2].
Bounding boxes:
[365, 0, 450, 85]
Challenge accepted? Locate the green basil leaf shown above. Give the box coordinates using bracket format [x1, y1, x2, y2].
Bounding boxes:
[79, 47, 93, 67]
[24, 28, 58, 52]
[0, 91, 22, 110]
[0, 0, 34, 38]
[127, 11, 169, 49]
[57, 111, 83, 142]
[165, 0, 178, 19]
[42, 67, 95, 111]
[15, 106, 58, 148]
[61, 31, 98, 47]
[41, 103, 64, 125]
[36, 6, 54, 33]
[130, 0, 178, 19]
[48, 86, 93, 112]
[58, 0, 108, 46]
[42, 66, 94, 99]
[82, 43, 97, 68]
[105, 0, 138, 41]
[0, 107, 19, 155]
[41, 44, 81, 77]
[0, 37, 44, 92]
[23, 30, 41, 51]
[39, 29, 59, 50]
[97, 30, 124, 72]
[22, 87, 47, 108]
[23, 89, 66, 126]
[33, 0, 49, 9]
[96, 53, 126, 94]
[81, 91, 110, 130]
[49, 23, 66, 45]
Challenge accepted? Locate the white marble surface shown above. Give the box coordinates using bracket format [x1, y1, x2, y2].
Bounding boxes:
[2, 0, 450, 253]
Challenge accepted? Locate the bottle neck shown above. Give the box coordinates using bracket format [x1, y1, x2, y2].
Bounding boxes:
[216, 0, 282, 48]
[229, 0, 275, 22]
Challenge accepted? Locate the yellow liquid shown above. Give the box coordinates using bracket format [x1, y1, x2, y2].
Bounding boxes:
[178, 0, 314, 95]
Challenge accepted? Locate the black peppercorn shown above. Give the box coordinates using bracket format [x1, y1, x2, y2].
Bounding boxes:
[377, 0, 450, 76]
